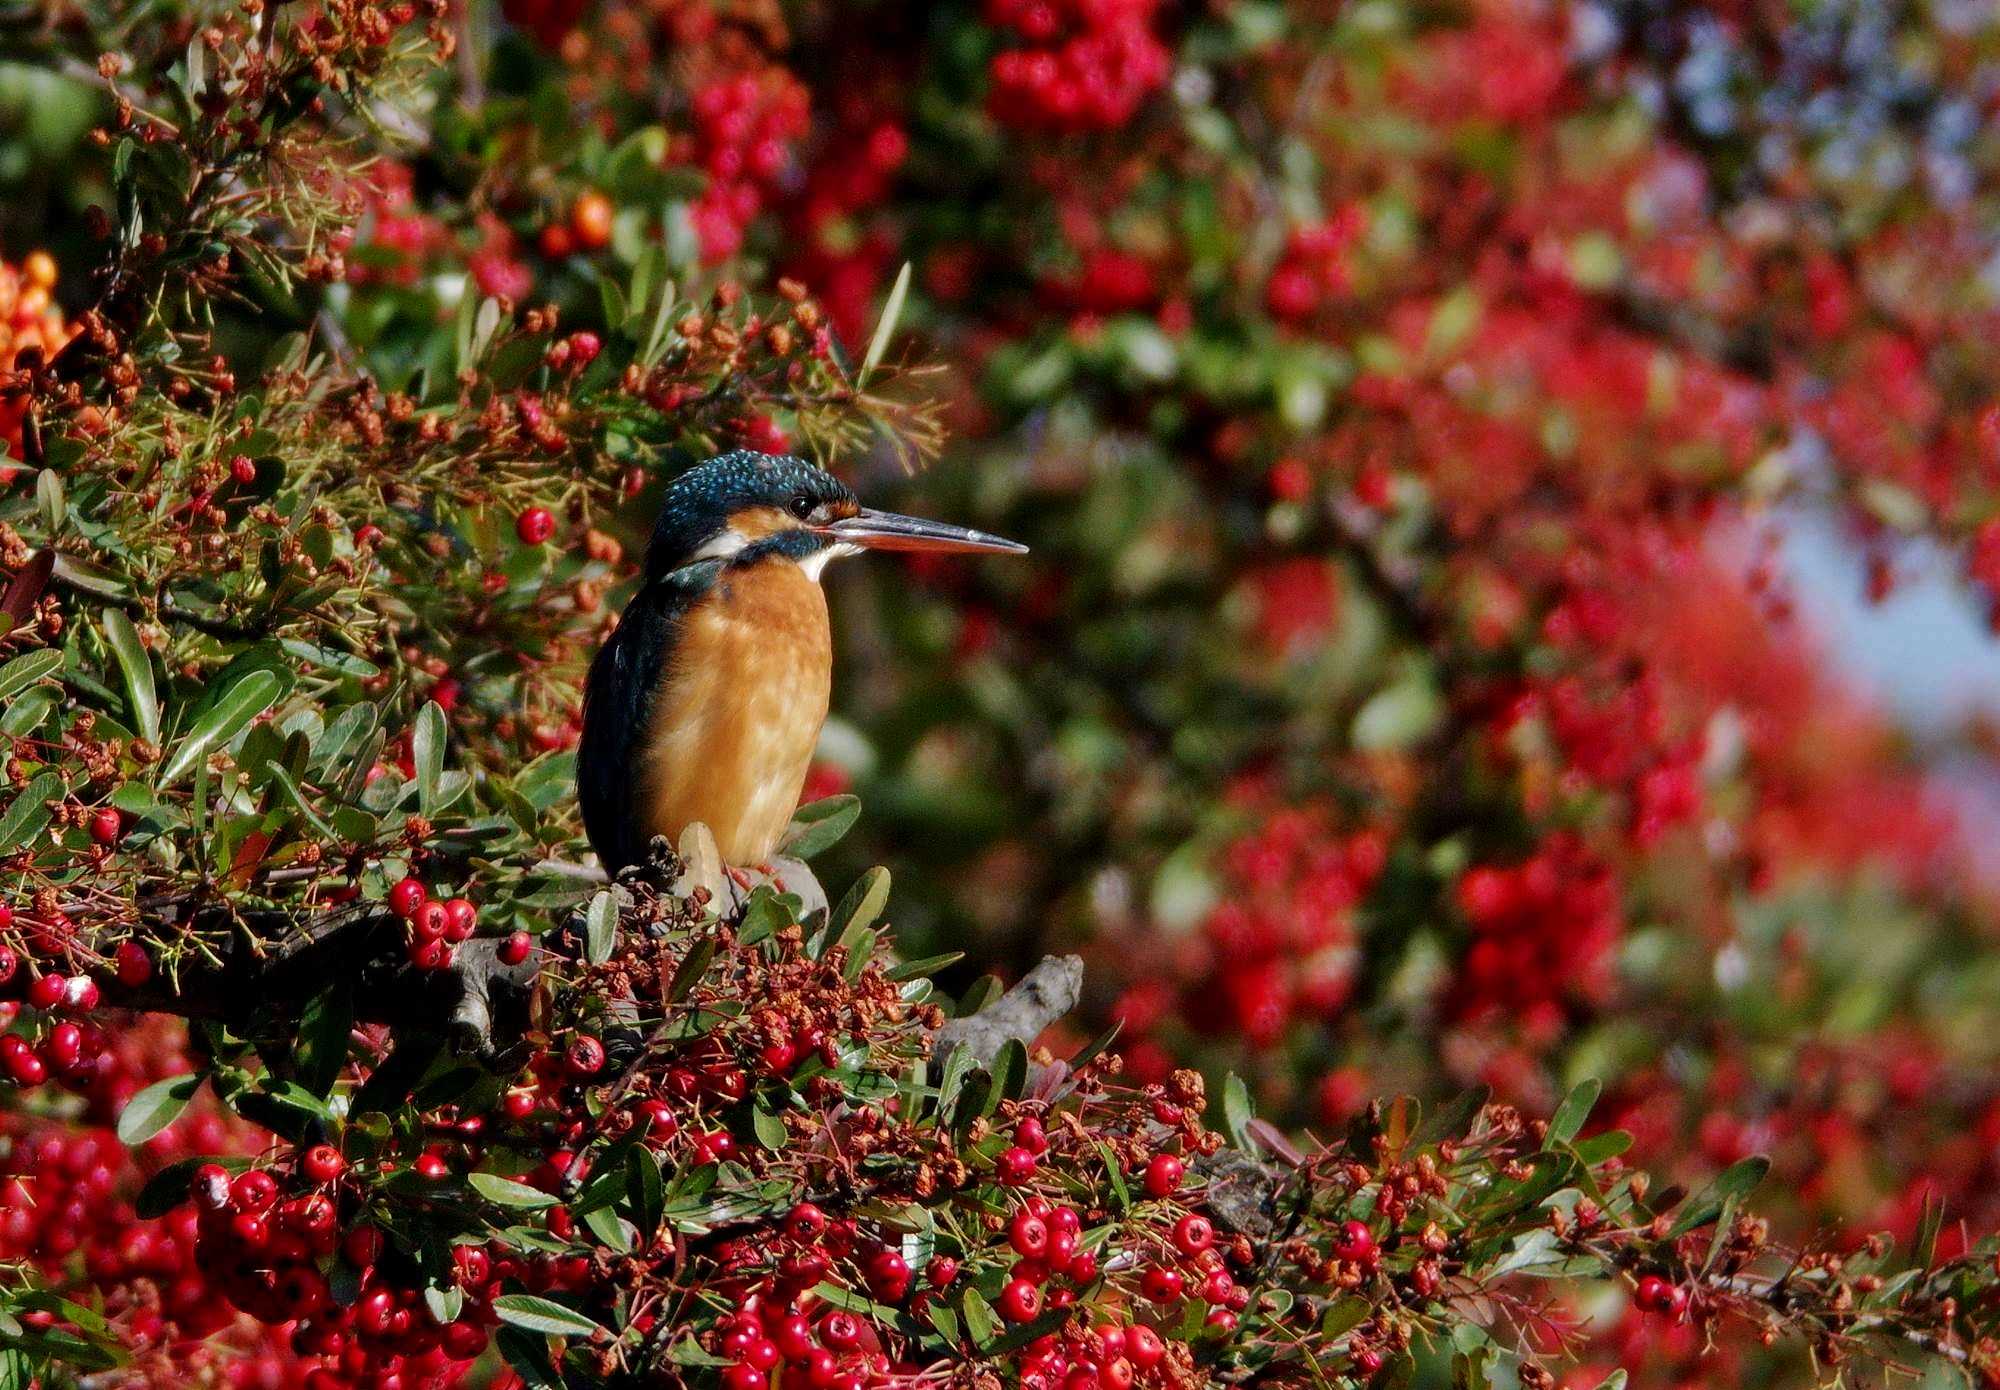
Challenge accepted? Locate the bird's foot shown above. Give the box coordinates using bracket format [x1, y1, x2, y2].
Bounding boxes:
[725, 864, 757, 892]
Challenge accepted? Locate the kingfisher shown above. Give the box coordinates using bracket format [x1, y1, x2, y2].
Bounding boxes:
[577, 451, 1026, 874]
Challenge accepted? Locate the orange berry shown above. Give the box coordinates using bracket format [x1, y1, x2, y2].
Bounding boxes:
[570, 192, 614, 251]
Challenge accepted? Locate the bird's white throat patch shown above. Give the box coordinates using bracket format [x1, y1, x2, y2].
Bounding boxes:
[797, 540, 861, 582]
[686, 527, 858, 584]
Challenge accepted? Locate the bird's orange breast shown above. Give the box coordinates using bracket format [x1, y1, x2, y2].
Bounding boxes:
[638, 556, 832, 865]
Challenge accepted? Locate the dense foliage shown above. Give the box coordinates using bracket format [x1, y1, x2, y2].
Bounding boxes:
[2, 1, 2000, 1387]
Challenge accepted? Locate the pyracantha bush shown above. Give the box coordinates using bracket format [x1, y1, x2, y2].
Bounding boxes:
[2, 1, 2000, 1388]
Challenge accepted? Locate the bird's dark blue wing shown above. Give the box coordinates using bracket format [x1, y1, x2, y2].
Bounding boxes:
[577, 563, 720, 872]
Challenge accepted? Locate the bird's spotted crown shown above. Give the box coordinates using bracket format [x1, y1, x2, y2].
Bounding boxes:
[645, 451, 856, 576]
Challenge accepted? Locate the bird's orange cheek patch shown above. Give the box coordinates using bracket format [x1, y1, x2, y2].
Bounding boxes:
[724, 506, 798, 542]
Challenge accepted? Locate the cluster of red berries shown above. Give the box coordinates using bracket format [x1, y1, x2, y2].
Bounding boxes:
[779, 97, 909, 344]
[386, 878, 485, 971]
[339, 165, 535, 304]
[1113, 810, 1386, 1078]
[0, 1016, 320, 1383]
[184, 1155, 495, 1389]
[983, 0, 1170, 133]
[1451, 834, 1620, 1039]
[1265, 211, 1366, 322]
[1046, 248, 1159, 317]
[0, 949, 115, 1090]
[678, 71, 811, 262]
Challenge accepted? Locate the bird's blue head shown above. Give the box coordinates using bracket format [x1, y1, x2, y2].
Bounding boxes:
[646, 451, 1025, 580]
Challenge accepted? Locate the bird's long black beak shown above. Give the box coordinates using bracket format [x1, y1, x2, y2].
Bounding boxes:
[825, 508, 1028, 556]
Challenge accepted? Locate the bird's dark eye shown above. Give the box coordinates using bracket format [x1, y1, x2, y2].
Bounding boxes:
[789, 495, 816, 521]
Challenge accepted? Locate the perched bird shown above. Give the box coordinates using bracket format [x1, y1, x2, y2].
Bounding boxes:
[578, 451, 1026, 873]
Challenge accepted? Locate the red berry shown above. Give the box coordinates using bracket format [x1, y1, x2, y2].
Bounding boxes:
[231, 1169, 278, 1213]
[301, 1145, 346, 1184]
[412, 900, 450, 940]
[41, 1022, 83, 1070]
[636, 1097, 678, 1140]
[230, 455, 259, 485]
[927, 1256, 960, 1287]
[1140, 1266, 1183, 1302]
[565, 1034, 606, 1077]
[785, 1202, 827, 1241]
[1009, 1211, 1050, 1259]
[88, 808, 123, 845]
[1015, 1116, 1049, 1153]
[1126, 1326, 1165, 1369]
[1634, 1275, 1672, 1313]
[25, 974, 64, 1011]
[114, 941, 152, 986]
[343, 1224, 384, 1268]
[1333, 1220, 1377, 1266]
[818, 1312, 862, 1351]
[442, 897, 478, 941]
[516, 507, 556, 546]
[1173, 1214, 1214, 1255]
[865, 1248, 911, 1302]
[388, 877, 427, 919]
[191, 1163, 233, 1210]
[498, 930, 533, 965]
[1142, 1154, 1183, 1198]
[2, 1042, 46, 1086]
[998, 1277, 1042, 1322]
[412, 1153, 450, 1181]
[995, 1146, 1039, 1186]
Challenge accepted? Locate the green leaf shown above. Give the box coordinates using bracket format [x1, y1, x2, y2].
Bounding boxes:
[160, 669, 283, 786]
[582, 1205, 633, 1252]
[584, 891, 617, 966]
[412, 700, 446, 814]
[857, 260, 912, 387]
[934, 1043, 974, 1119]
[0, 649, 63, 704]
[628, 1146, 665, 1242]
[117, 1073, 201, 1146]
[888, 951, 963, 983]
[1220, 1073, 1255, 1153]
[491, 1295, 603, 1339]
[1097, 1141, 1130, 1213]
[296, 984, 353, 1101]
[1546, 1078, 1601, 1147]
[666, 936, 716, 1003]
[829, 866, 891, 939]
[1668, 1156, 1770, 1238]
[1914, 1189, 1943, 1271]
[468, 1173, 561, 1210]
[424, 1284, 464, 1326]
[782, 794, 861, 860]
[496, 1328, 562, 1389]
[36, 470, 64, 533]
[0, 772, 60, 851]
[752, 1101, 788, 1150]
[101, 610, 160, 744]
[959, 1289, 997, 1346]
